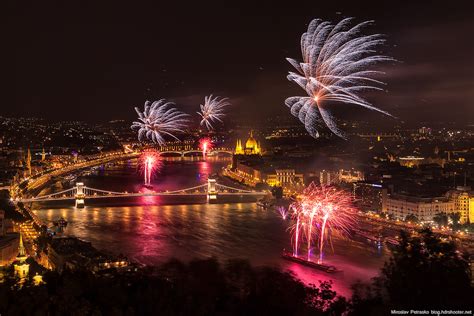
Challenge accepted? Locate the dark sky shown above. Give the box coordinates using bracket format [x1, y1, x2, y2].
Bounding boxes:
[3, 1, 474, 125]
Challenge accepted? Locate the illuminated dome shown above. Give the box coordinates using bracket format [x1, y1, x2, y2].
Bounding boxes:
[245, 132, 258, 149]
[234, 131, 261, 155]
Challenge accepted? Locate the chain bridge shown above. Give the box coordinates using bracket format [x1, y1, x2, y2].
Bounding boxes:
[17, 179, 268, 207]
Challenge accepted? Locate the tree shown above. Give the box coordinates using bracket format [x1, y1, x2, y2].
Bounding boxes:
[387, 213, 396, 221]
[0, 258, 348, 315]
[404, 214, 418, 223]
[254, 182, 269, 191]
[271, 186, 283, 199]
[350, 229, 473, 314]
[433, 212, 448, 227]
[449, 212, 461, 229]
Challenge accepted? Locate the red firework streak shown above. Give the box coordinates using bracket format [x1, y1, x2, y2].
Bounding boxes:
[289, 182, 357, 263]
[139, 149, 162, 186]
[199, 137, 213, 158]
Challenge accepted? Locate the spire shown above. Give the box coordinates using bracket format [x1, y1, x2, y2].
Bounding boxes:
[41, 147, 46, 161]
[235, 139, 244, 155]
[18, 234, 26, 258]
[26, 148, 32, 176]
[14, 233, 29, 279]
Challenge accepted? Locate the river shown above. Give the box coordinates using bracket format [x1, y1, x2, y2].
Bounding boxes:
[33, 158, 386, 297]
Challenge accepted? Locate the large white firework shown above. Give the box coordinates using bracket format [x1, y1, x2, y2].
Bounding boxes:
[131, 99, 188, 145]
[197, 95, 230, 130]
[286, 18, 394, 139]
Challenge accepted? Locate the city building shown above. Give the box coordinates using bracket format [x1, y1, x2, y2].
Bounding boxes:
[266, 169, 304, 190]
[228, 159, 303, 191]
[353, 182, 383, 212]
[320, 170, 338, 185]
[231, 160, 265, 185]
[26, 148, 32, 176]
[418, 126, 432, 136]
[398, 156, 425, 168]
[447, 187, 474, 224]
[48, 237, 129, 273]
[382, 191, 455, 222]
[338, 169, 365, 183]
[234, 131, 261, 155]
[0, 210, 19, 267]
[0, 234, 20, 267]
[159, 139, 194, 152]
[320, 169, 364, 185]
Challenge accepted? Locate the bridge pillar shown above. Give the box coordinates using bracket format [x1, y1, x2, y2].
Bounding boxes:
[75, 182, 85, 208]
[207, 178, 217, 202]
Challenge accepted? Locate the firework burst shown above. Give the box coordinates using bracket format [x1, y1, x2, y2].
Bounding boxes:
[199, 137, 213, 158]
[277, 206, 288, 220]
[139, 149, 163, 186]
[132, 99, 189, 145]
[286, 18, 395, 139]
[289, 182, 356, 263]
[197, 95, 230, 130]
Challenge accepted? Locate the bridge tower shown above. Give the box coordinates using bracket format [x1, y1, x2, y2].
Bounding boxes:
[207, 178, 217, 202]
[75, 182, 85, 208]
[26, 148, 32, 176]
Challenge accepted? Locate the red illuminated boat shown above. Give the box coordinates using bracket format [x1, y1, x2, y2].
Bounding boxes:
[281, 251, 342, 273]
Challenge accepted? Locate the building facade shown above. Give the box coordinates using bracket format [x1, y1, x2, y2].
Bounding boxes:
[382, 193, 455, 222]
[320, 169, 364, 185]
[0, 210, 19, 267]
[234, 131, 261, 155]
[319, 170, 338, 186]
[338, 169, 365, 183]
[353, 182, 383, 213]
[447, 187, 474, 224]
[266, 169, 304, 190]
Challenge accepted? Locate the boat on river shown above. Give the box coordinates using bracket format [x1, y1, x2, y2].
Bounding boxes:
[257, 199, 273, 209]
[256, 200, 267, 208]
[281, 250, 342, 273]
[53, 217, 68, 228]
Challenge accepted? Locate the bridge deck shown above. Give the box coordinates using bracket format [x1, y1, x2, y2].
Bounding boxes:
[17, 181, 269, 203]
[20, 191, 268, 203]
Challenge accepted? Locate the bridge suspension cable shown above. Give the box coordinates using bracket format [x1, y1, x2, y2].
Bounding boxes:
[33, 187, 77, 199]
[17, 179, 268, 203]
[215, 183, 256, 194]
[82, 187, 131, 196]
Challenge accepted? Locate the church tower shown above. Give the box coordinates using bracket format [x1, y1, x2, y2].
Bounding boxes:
[14, 234, 29, 279]
[41, 147, 46, 161]
[234, 139, 244, 155]
[26, 148, 32, 176]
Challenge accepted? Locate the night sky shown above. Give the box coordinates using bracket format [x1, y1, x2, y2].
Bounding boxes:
[4, 1, 474, 125]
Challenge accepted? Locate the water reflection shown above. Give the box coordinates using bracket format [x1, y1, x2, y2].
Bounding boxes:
[37, 203, 384, 297]
[34, 159, 385, 296]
